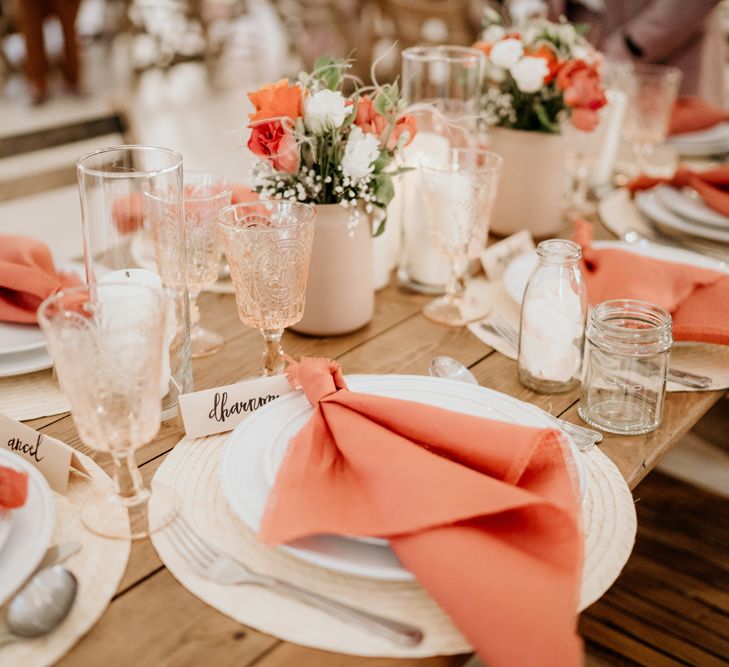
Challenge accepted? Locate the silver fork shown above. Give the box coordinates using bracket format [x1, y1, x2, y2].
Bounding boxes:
[482, 315, 712, 390]
[166, 516, 424, 647]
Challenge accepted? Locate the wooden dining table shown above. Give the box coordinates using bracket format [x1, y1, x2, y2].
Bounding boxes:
[23, 218, 723, 667]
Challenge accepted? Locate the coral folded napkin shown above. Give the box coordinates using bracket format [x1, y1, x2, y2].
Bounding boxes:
[259, 357, 584, 666]
[629, 164, 729, 218]
[0, 235, 79, 324]
[576, 220, 729, 345]
[0, 465, 28, 509]
[669, 97, 729, 136]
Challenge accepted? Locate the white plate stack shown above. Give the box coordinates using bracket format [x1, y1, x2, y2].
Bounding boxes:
[667, 122, 729, 157]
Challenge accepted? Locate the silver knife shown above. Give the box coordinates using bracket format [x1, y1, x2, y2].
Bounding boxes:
[34, 541, 82, 574]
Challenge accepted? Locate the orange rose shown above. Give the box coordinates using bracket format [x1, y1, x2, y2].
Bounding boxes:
[354, 96, 416, 150]
[248, 79, 303, 124]
[529, 44, 560, 83]
[557, 60, 607, 131]
[248, 120, 300, 173]
[473, 40, 493, 57]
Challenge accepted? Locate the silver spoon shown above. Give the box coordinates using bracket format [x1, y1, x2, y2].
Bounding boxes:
[0, 566, 78, 646]
[428, 356, 603, 451]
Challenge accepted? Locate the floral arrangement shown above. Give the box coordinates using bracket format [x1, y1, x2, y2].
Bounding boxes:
[474, 12, 607, 133]
[245, 57, 416, 234]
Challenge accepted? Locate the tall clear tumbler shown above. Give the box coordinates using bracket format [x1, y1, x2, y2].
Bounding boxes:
[398, 46, 486, 293]
[77, 146, 192, 419]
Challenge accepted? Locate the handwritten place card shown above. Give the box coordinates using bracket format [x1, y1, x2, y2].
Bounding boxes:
[178, 374, 293, 438]
[480, 230, 536, 281]
[0, 412, 90, 494]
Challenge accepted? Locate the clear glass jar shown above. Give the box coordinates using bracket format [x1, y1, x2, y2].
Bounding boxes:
[579, 299, 672, 435]
[517, 239, 587, 393]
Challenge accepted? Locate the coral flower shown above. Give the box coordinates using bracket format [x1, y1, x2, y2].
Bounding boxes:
[529, 44, 560, 83]
[354, 96, 417, 149]
[248, 79, 303, 124]
[557, 60, 607, 131]
[247, 120, 300, 173]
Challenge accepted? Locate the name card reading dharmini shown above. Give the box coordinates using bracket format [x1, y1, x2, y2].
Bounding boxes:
[0, 412, 89, 494]
[178, 375, 293, 438]
[480, 230, 535, 281]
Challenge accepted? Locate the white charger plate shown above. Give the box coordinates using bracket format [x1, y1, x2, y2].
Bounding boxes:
[220, 374, 586, 582]
[636, 190, 729, 242]
[0, 449, 55, 605]
[503, 239, 729, 306]
[654, 185, 729, 230]
[667, 122, 729, 156]
[0, 322, 46, 355]
[0, 346, 53, 378]
[0, 510, 12, 556]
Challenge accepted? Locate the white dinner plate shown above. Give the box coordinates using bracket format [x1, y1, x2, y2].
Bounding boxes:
[0, 510, 12, 556]
[654, 185, 729, 230]
[0, 449, 55, 605]
[636, 190, 729, 242]
[220, 374, 586, 581]
[0, 346, 53, 378]
[667, 122, 729, 156]
[0, 322, 47, 356]
[503, 240, 729, 306]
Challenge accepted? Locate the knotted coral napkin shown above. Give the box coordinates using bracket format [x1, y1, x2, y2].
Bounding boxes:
[669, 97, 729, 136]
[259, 357, 584, 666]
[0, 235, 79, 324]
[628, 164, 729, 218]
[0, 465, 28, 509]
[576, 220, 729, 345]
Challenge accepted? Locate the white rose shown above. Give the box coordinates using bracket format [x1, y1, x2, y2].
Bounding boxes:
[305, 89, 347, 134]
[489, 38, 524, 69]
[482, 25, 506, 44]
[510, 56, 550, 93]
[342, 126, 380, 181]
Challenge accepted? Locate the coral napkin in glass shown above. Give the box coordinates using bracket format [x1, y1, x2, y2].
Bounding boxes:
[0, 235, 79, 324]
[628, 164, 729, 218]
[575, 220, 729, 345]
[669, 97, 729, 136]
[258, 357, 584, 666]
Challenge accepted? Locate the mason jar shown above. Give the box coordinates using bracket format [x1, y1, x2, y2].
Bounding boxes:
[517, 239, 587, 393]
[579, 299, 673, 435]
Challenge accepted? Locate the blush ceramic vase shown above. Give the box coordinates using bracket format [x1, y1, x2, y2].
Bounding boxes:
[291, 204, 374, 336]
[488, 127, 566, 238]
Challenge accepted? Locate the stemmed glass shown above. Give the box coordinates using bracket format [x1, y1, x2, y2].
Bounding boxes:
[38, 282, 178, 540]
[218, 200, 316, 376]
[182, 172, 232, 357]
[420, 149, 503, 326]
[561, 110, 610, 216]
[617, 63, 682, 175]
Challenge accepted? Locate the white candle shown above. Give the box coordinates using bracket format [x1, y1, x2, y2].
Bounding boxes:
[589, 89, 627, 188]
[400, 132, 451, 287]
[97, 268, 172, 398]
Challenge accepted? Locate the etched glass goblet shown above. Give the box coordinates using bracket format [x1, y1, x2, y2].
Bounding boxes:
[218, 200, 316, 376]
[38, 282, 178, 540]
[420, 149, 502, 326]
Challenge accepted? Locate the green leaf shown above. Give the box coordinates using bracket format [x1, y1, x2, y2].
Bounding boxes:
[313, 55, 343, 90]
[534, 102, 560, 133]
[372, 209, 387, 237]
[373, 174, 395, 208]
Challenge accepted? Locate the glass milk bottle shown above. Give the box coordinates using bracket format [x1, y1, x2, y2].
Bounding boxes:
[517, 240, 587, 393]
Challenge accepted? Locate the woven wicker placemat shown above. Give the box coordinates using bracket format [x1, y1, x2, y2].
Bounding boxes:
[2, 451, 131, 666]
[0, 369, 70, 421]
[150, 431, 636, 658]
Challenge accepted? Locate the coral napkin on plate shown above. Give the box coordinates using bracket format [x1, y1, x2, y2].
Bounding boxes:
[0, 235, 79, 324]
[0, 465, 28, 509]
[576, 220, 729, 345]
[669, 97, 729, 136]
[628, 164, 729, 218]
[259, 357, 584, 666]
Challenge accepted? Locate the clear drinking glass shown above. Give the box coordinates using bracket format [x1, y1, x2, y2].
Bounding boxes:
[518, 240, 587, 393]
[561, 110, 610, 216]
[38, 282, 179, 540]
[218, 200, 316, 376]
[420, 149, 503, 326]
[148, 171, 232, 358]
[398, 46, 486, 293]
[77, 146, 192, 419]
[579, 299, 672, 434]
[616, 63, 682, 175]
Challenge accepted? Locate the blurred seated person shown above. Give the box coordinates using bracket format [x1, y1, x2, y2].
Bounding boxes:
[16, 0, 82, 104]
[496, 0, 726, 107]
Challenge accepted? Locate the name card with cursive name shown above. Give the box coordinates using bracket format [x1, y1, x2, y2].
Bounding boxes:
[0, 412, 90, 494]
[480, 230, 536, 281]
[178, 374, 293, 438]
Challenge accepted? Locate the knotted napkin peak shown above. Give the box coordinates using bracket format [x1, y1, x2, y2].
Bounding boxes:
[284, 356, 348, 405]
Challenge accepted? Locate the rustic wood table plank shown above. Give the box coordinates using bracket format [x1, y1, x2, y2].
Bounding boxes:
[32, 264, 724, 667]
